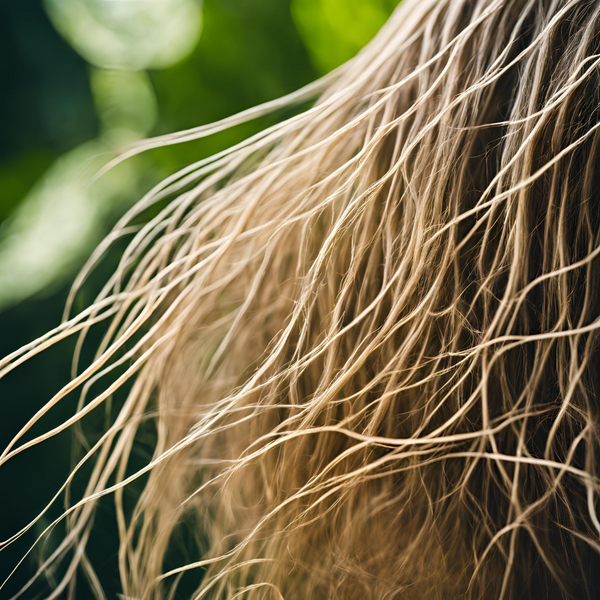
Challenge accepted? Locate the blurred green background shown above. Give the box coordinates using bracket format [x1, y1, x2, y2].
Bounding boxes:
[0, 0, 398, 596]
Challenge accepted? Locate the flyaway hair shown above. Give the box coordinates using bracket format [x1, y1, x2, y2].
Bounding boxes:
[3, 0, 600, 597]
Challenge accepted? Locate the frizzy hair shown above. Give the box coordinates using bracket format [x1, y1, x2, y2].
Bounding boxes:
[3, 0, 600, 597]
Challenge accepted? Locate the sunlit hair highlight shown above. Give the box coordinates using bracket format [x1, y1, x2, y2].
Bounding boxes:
[3, 0, 600, 598]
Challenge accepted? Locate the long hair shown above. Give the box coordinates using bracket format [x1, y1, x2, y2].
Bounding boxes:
[3, 0, 600, 597]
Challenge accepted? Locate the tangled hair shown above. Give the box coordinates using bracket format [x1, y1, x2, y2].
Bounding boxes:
[5, 0, 600, 597]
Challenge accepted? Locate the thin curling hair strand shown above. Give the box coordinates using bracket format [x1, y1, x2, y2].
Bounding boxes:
[3, 0, 600, 598]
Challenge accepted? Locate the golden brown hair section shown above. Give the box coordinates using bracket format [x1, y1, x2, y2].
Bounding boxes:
[3, 0, 600, 598]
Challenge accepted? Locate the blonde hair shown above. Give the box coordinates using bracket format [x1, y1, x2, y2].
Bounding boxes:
[3, 0, 600, 597]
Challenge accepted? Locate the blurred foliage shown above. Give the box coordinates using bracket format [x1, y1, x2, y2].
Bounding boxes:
[43, 0, 203, 71]
[293, 0, 400, 73]
[0, 0, 399, 596]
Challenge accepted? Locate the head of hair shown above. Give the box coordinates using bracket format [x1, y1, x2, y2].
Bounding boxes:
[3, 0, 600, 598]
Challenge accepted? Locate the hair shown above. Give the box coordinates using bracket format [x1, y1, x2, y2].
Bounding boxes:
[3, 0, 600, 597]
